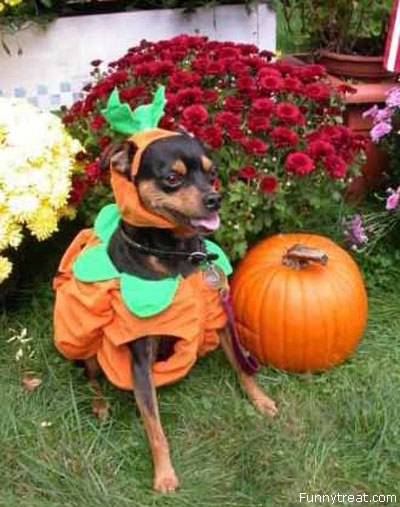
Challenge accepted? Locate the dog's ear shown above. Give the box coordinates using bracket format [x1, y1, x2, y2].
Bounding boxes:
[99, 140, 137, 178]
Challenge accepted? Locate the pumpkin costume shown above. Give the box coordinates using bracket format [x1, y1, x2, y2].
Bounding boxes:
[53, 87, 232, 390]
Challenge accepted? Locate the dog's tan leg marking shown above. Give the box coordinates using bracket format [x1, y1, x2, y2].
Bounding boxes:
[130, 338, 178, 493]
[140, 408, 179, 493]
[84, 356, 110, 421]
[218, 327, 278, 417]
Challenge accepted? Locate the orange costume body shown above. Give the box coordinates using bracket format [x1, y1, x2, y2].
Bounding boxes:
[53, 129, 232, 390]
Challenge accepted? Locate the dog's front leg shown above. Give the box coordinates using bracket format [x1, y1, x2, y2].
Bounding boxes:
[129, 337, 179, 493]
[218, 327, 278, 417]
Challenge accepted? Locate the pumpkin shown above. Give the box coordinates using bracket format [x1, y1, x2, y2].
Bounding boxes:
[231, 234, 368, 372]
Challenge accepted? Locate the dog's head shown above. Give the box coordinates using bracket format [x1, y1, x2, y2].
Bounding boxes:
[102, 131, 221, 234]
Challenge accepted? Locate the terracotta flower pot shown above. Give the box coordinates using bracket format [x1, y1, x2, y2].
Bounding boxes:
[318, 50, 392, 81]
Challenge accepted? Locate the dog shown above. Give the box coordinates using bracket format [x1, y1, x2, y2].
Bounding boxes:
[53, 129, 277, 493]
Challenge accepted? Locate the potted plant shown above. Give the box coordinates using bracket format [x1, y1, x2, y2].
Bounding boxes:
[61, 35, 366, 259]
[277, 0, 395, 194]
[278, 0, 393, 80]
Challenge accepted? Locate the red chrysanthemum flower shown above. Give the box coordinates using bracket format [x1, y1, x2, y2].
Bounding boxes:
[323, 154, 347, 179]
[215, 111, 241, 128]
[241, 137, 268, 156]
[224, 96, 244, 113]
[69, 175, 89, 205]
[226, 126, 245, 142]
[206, 60, 226, 76]
[269, 127, 299, 147]
[85, 161, 101, 184]
[285, 152, 315, 176]
[237, 76, 256, 94]
[304, 83, 331, 102]
[336, 84, 358, 95]
[282, 76, 301, 93]
[169, 70, 200, 88]
[119, 85, 146, 101]
[111, 70, 128, 84]
[275, 102, 304, 125]
[230, 61, 249, 77]
[320, 125, 351, 149]
[258, 66, 282, 78]
[192, 56, 209, 73]
[259, 75, 283, 92]
[247, 114, 270, 133]
[238, 165, 258, 181]
[260, 175, 278, 193]
[299, 64, 326, 80]
[252, 98, 274, 115]
[90, 115, 105, 131]
[203, 89, 218, 104]
[199, 125, 223, 149]
[307, 140, 335, 160]
[176, 87, 204, 106]
[182, 104, 209, 125]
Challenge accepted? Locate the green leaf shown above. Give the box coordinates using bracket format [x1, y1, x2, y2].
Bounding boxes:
[101, 86, 166, 135]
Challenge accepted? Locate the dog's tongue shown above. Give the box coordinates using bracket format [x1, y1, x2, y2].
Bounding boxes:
[190, 213, 221, 231]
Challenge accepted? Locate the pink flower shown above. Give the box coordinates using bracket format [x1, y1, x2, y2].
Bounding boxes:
[386, 187, 400, 210]
[371, 122, 392, 142]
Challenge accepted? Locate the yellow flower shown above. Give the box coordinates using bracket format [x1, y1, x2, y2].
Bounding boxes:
[5, 0, 22, 6]
[0, 98, 83, 281]
[59, 205, 77, 220]
[7, 226, 23, 248]
[27, 205, 59, 241]
[8, 194, 40, 220]
[0, 3, 5, 13]
[0, 256, 12, 284]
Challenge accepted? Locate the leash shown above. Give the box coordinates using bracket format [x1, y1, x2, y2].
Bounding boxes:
[220, 288, 260, 376]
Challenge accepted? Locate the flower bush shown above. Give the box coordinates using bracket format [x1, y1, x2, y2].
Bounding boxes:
[62, 35, 366, 259]
[0, 99, 81, 283]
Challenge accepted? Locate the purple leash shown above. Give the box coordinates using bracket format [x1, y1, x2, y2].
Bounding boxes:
[220, 289, 260, 376]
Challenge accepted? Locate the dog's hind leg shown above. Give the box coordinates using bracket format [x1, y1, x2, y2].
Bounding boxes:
[129, 336, 179, 493]
[218, 327, 278, 418]
[84, 356, 110, 421]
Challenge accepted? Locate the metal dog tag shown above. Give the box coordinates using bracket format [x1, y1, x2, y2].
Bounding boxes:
[203, 265, 226, 291]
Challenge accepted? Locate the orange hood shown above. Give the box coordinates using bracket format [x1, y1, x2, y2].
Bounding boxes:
[111, 128, 180, 229]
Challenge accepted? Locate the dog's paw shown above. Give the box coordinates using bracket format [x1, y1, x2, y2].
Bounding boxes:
[252, 395, 278, 418]
[92, 400, 110, 422]
[154, 468, 179, 493]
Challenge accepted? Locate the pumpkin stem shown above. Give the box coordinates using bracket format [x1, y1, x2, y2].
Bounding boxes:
[282, 244, 328, 269]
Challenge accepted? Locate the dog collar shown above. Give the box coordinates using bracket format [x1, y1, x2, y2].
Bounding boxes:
[119, 226, 219, 265]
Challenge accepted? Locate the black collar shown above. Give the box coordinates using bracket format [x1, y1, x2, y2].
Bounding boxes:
[119, 226, 219, 265]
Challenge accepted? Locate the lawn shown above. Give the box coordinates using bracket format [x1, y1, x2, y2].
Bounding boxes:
[1, 229, 400, 507]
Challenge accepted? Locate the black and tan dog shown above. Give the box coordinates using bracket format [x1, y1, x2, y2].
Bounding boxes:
[54, 130, 277, 493]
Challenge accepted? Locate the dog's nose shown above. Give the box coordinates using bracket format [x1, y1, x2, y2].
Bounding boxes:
[203, 191, 222, 211]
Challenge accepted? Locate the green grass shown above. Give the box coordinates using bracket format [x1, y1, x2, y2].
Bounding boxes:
[1, 233, 400, 506]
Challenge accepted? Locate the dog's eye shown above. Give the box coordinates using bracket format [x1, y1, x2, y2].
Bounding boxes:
[164, 172, 183, 188]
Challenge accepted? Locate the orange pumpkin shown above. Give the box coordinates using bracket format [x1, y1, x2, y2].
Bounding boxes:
[231, 234, 368, 372]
